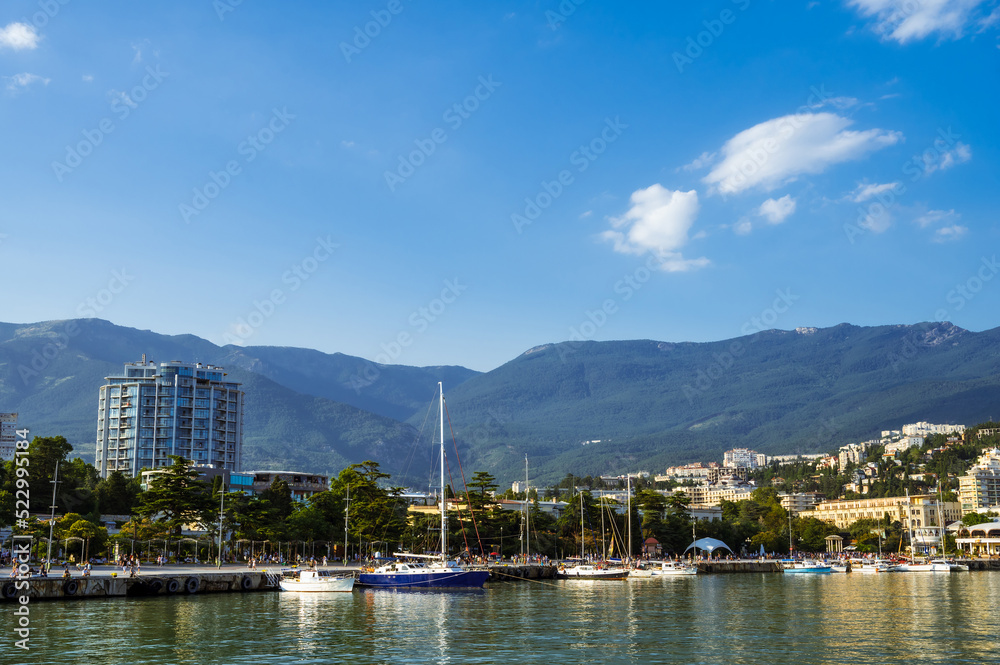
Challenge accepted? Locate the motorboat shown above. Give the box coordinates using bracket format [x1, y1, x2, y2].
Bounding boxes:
[896, 558, 951, 573]
[278, 568, 355, 592]
[556, 562, 629, 580]
[782, 559, 832, 573]
[630, 560, 698, 577]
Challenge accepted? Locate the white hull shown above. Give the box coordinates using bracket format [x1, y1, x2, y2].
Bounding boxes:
[279, 569, 355, 592]
[631, 562, 698, 577]
[897, 560, 951, 573]
[557, 564, 629, 580]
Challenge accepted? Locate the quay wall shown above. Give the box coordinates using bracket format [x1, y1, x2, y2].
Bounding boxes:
[1, 571, 273, 602]
[696, 561, 783, 574]
[488, 564, 557, 581]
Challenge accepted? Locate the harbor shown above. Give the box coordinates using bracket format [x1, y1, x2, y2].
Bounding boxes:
[7, 570, 1000, 665]
[8, 557, 1000, 602]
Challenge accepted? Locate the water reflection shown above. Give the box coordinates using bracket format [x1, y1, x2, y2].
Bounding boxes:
[11, 573, 1000, 664]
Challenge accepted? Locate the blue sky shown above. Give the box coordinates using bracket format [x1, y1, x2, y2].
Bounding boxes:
[1, 1, 997, 372]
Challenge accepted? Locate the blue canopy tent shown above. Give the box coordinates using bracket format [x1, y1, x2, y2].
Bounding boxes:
[684, 537, 733, 557]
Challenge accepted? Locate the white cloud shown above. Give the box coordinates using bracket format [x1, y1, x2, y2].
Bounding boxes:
[848, 0, 994, 43]
[933, 225, 969, 242]
[733, 218, 753, 235]
[0, 22, 39, 50]
[757, 195, 797, 224]
[915, 208, 960, 228]
[4, 72, 50, 93]
[82, 74, 94, 83]
[849, 181, 901, 202]
[859, 209, 894, 233]
[601, 184, 708, 271]
[938, 142, 972, 170]
[702, 112, 901, 195]
[681, 151, 716, 172]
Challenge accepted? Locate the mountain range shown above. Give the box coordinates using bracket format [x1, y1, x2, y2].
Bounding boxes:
[2, 318, 998, 487]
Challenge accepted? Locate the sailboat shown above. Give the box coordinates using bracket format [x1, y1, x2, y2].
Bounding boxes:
[782, 509, 831, 573]
[557, 490, 629, 579]
[356, 383, 491, 589]
[897, 490, 951, 573]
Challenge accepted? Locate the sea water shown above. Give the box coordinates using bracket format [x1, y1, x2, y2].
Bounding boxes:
[5, 572, 999, 664]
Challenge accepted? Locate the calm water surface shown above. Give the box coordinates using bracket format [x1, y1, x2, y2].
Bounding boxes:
[6, 573, 1000, 664]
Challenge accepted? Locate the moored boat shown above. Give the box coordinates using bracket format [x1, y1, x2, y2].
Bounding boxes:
[278, 568, 355, 592]
[354, 383, 491, 590]
[556, 562, 629, 580]
[896, 558, 951, 573]
[782, 559, 832, 573]
[357, 556, 490, 588]
[630, 560, 698, 577]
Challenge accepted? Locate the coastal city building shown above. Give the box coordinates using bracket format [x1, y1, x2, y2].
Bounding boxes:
[140, 464, 255, 494]
[958, 448, 1000, 512]
[95, 359, 244, 478]
[808, 494, 961, 531]
[956, 520, 1000, 556]
[249, 470, 330, 501]
[901, 421, 965, 437]
[681, 483, 754, 508]
[656, 462, 718, 483]
[723, 448, 766, 469]
[779, 492, 823, 515]
[884, 436, 926, 455]
[0, 412, 17, 462]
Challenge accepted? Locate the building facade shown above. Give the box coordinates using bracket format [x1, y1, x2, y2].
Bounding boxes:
[95, 360, 243, 478]
[808, 494, 961, 530]
[0, 413, 17, 462]
[681, 483, 754, 508]
[779, 492, 823, 515]
[723, 448, 764, 469]
[249, 471, 329, 501]
[958, 448, 1000, 512]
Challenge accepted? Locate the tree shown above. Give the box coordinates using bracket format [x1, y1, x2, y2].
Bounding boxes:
[136, 456, 213, 535]
[330, 461, 408, 556]
[94, 471, 141, 516]
[467, 471, 499, 512]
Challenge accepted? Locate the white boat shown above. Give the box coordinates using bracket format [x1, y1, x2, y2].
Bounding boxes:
[783, 559, 832, 573]
[854, 559, 898, 573]
[829, 562, 849, 573]
[278, 568, 355, 592]
[356, 384, 490, 590]
[897, 559, 951, 573]
[556, 562, 629, 580]
[631, 560, 698, 577]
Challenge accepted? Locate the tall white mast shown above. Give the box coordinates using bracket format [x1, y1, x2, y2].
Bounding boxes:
[627, 475, 632, 562]
[524, 454, 529, 559]
[439, 382, 446, 564]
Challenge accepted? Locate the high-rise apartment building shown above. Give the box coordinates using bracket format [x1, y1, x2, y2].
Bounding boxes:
[0, 413, 18, 461]
[95, 359, 243, 478]
[959, 448, 1000, 512]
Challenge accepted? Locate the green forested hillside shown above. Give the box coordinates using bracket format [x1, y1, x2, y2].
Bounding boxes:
[2, 319, 999, 488]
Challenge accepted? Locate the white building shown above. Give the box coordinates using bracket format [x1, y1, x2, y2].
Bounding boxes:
[0, 413, 17, 462]
[723, 448, 763, 469]
[958, 448, 1000, 512]
[95, 359, 244, 478]
[901, 422, 965, 437]
[884, 437, 925, 455]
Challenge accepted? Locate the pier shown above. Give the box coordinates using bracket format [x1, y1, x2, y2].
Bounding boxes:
[695, 560, 783, 574]
[2, 569, 275, 602]
[487, 563, 558, 581]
